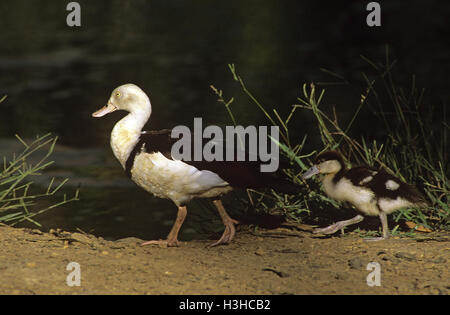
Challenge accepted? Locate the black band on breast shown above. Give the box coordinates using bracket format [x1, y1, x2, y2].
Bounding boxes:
[125, 140, 143, 178]
[124, 129, 174, 178]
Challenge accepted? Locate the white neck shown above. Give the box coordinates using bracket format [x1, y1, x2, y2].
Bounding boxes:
[322, 173, 338, 199]
[110, 102, 151, 168]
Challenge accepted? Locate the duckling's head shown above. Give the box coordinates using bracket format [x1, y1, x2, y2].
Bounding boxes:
[302, 150, 345, 179]
[92, 84, 151, 118]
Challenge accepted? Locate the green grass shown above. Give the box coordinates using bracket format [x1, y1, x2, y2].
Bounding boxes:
[211, 55, 449, 235]
[0, 132, 79, 226]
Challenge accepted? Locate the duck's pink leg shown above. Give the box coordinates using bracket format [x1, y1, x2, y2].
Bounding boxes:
[209, 199, 239, 247]
[141, 205, 187, 247]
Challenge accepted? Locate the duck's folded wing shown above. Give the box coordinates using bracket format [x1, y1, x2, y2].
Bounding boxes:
[125, 129, 293, 191]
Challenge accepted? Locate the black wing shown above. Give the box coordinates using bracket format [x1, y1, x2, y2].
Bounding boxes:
[338, 166, 377, 186]
[341, 166, 425, 203]
[367, 170, 426, 203]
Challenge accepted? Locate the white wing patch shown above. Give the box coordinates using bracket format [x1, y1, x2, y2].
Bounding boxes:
[385, 179, 400, 191]
[359, 176, 373, 185]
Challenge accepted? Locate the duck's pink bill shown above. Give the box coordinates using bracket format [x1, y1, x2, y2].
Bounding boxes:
[92, 103, 117, 117]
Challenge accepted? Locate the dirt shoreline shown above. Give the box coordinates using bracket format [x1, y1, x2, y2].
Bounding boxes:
[0, 224, 448, 295]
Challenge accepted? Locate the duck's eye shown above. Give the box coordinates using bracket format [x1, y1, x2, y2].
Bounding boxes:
[115, 92, 121, 97]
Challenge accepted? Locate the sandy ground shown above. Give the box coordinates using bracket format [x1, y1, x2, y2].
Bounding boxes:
[0, 223, 448, 295]
[0, 139, 448, 295]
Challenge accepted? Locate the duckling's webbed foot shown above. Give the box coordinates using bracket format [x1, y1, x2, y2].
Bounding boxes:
[209, 199, 239, 247]
[363, 236, 388, 242]
[313, 215, 364, 235]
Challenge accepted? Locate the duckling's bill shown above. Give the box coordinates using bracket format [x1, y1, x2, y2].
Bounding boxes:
[92, 102, 117, 118]
[303, 165, 320, 179]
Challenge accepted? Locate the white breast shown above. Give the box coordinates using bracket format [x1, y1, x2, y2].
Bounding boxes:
[323, 175, 380, 216]
[110, 114, 145, 168]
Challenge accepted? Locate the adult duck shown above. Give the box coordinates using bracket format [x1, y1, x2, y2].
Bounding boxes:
[92, 84, 295, 247]
[302, 150, 427, 240]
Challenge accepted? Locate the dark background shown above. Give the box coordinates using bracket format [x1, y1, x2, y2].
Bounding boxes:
[0, 0, 448, 239]
[0, 0, 448, 148]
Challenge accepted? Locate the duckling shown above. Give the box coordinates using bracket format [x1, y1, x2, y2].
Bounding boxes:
[302, 150, 427, 240]
[92, 84, 295, 247]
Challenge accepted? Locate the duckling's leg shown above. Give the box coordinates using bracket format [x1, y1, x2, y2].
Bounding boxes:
[141, 205, 187, 247]
[313, 215, 364, 235]
[209, 199, 239, 247]
[364, 212, 390, 241]
[380, 212, 390, 239]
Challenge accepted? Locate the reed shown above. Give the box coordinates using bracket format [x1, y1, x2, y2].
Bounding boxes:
[0, 132, 79, 226]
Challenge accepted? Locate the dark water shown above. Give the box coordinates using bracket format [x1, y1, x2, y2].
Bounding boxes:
[0, 0, 448, 239]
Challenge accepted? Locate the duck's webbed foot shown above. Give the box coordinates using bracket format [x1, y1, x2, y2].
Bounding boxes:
[209, 217, 239, 247]
[141, 205, 187, 248]
[209, 199, 239, 247]
[313, 215, 364, 235]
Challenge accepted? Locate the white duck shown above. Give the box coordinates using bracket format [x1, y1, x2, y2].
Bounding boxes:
[303, 150, 427, 240]
[92, 84, 294, 247]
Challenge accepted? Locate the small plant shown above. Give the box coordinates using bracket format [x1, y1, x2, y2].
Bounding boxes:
[0, 132, 79, 226]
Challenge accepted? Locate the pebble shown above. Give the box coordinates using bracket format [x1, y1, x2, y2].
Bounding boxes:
[394, 252, 416, 261]
[432, 257, 446, 264]
[348, 257, 364, 269]
[70, 232, 93, 245]
[29, 229, 43, 235]
[26, 262, 36, 268]
[255, 248, 266, 256]
[377, 251, 391, 261]
[262, 268, 289, 278]
[424, 263, 435, 269]
[334, 272, 349, 280]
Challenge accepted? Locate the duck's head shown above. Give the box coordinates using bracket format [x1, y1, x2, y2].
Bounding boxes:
[92, 83, 151, 118]
[302, 150, 345, 179]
